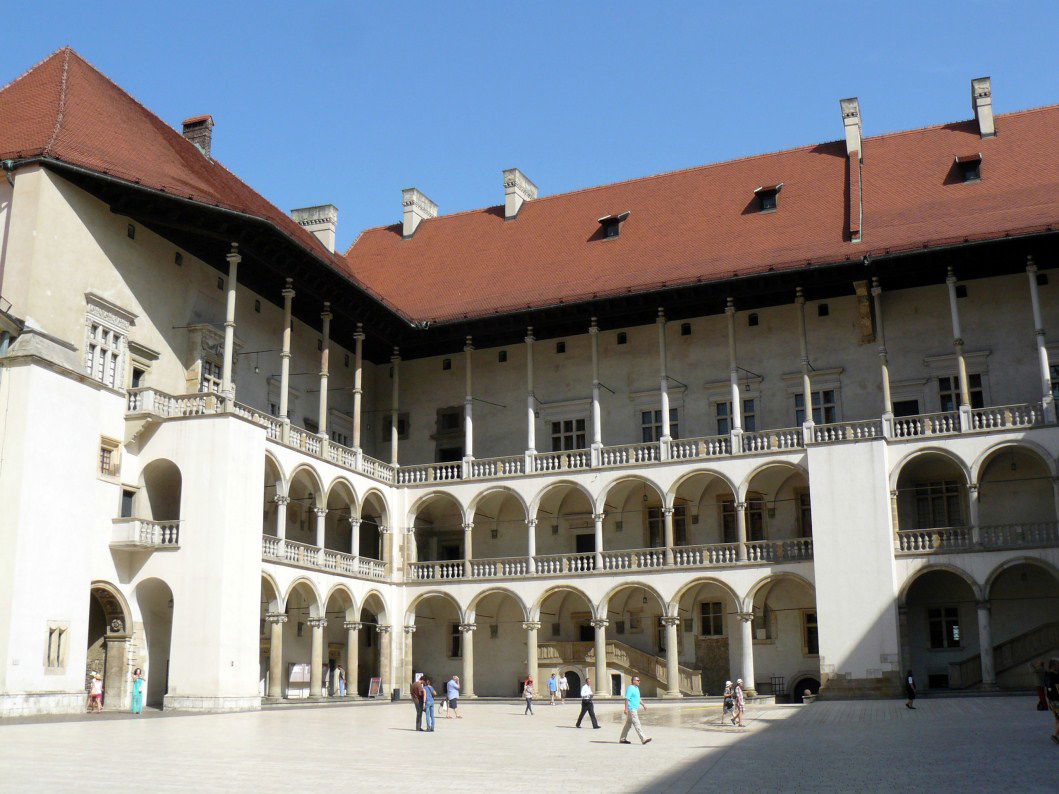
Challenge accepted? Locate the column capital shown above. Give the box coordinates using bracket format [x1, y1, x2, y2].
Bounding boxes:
[375, 624, 391, 634]
[589, 316, 599, 335]
[404, 526, 417, 535]
[226, 241, 241, 265]
[521, 621, 542, 631]
[589, 618, 609, 630]
[525, 326, 535, 344]
[661, 507, 675, 517]
[871, 276, 882, 296]
[347, 516, 361, 527]
[320, 301, 332, 321]
[403, 625, 417, 635]
[458, 623, 477, 634]
[795, 285, 806, 305]
[1026, 254, 1037, 273]
[308, 617, 328, 629]
[353, 322, 365, 341]
[274, 494, 291, 506]
[592, 512, 605, 523]
[725, 297, 736, 315]
[378, 525, 391, 535]
[660, 615, 681, 627]
[391, 347, 401, 363]
[735, 501, 747, 511]
[265, 612, 288, 624]
[976, 600, 991, 612]
[343, 621, 363, 631]
[736, 611, 755, 623]
[967, 483, 979, 494]
[656, 306, 666, 324]
[946, 265, 957, 283]
[281, 277, 295, 299]
[526, 518, 538, 528]
[462, 522, 474, 533]
[953, 336, 965, 347]
[889, 489, 899, 499]
[313, 507, 328, 518]
[464, 335, 474, 353]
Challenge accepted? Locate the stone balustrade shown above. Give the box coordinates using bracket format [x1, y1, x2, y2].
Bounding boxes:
[111, 517, 181, 550]
[896, 521, 1059, 554]
[261, 534, 387, 582]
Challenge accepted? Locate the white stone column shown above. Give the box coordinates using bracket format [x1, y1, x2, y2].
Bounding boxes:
[796, 287, 814, 436]
[376, 625, 392, 696]
[352, 323, 365, 450]
[279, 278, 294, 442]
[273, 495, 289, 548]
[1026, 256, 1056, 422]
[737, 611, 757, 696]
[344, 621, 361, 697]
[968, 484, 980, 544]
[590, 317, 602, 463]
[402, 625, 416, 694]
[266, 613, 287, 699]
[726, 298, 743, 449]
[976, 601, 996, 688]
[460, 623, 477, 697]
[657, 308, 671, 449]
[464, 336, 474, 464]
[220, 242, 240, 408]
[526, 518, 537, 572]
[593, 512, 604, 570]
[309, 617, 327, 698]
[379, 525, 391, 571]
[735, 501, 748, 561]
[662, 506, 675, 566]
[317, 302, 332, 442]
[945, 267, 972, 428]
[349, 517, 361, 559]
[463, 522, 474, 577]
[523, 621, 540, 685]
[871, 277, 894, 433]
[591, 618, 609, 697]
[525, 327, 536, 457]
[390, 348, 400, 466]
[661, 615, 681, 697]
[314, 507, 327, 551]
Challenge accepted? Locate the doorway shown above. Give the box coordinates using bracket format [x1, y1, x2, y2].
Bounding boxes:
[135, 578, 174, 709]
[611, 673, 622, 696]
[575, 534, 595, 553]
[565, 670, 582, 693]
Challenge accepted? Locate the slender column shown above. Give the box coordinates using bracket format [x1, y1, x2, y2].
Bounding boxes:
[314, 507, 327, 550]
[463, 522, 474, 577]
[976, 601, 996, 688]
[898, 607, 911, 687]
[725, 298, 743, 446]
[344, 621, 361, 697]
[403, 625, 416, 694]
[376, 625, 392, 696]
[871, 278, 893, 421]
[390, 348, 400, 466]
[591, 619, 609, 697]
[349, 517, 361, 559]
[735, 501, 748, 561]
[1026, 256, 1056, 422]
[662, 506, 675, 566]
[795, 287, 814, 430]
[273, 495, 289, 545]
[945, 267, 972, 424]
[309, 617, 327, 698]
[220, 243, 240, 407]
[592, 512, 604, 569]
[657, 308, 671, 445]
[317, 302, 332, 439]
[279, 279, 295, 440]
[525, 327, 536, 455]
[1052, 477, 1059, 521]
[526, 518, 537, 572]
[737, 612, 757, 696]
[266, 613, 287, 699]
[378, 525, 391, 570]
[459, 624, 477, 697]
[967, 484, 980, 544]
[590, 318, 602, 459]
[523, 621, 541, 685]
[352, 323, 365, 449]
[889, 489, 901, 543]
[464, 336, 474, 462]
[661, 615, 681, 697]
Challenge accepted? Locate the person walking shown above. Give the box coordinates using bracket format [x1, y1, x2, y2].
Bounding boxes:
[523, 676, 535, 715]
[1043, 657, 1059, 745]
[446, 675, 461, 718]
[559, 673, 570, 703]
[733, 679, 746, 727]
[905, 669, 917, 710]
[548, 673, 559, 705]
[722, 681, 735, 725]
[411, 675, 426, 731]
[619, 675, 651, 745]
[423, 677, 437, 732]
[337, 665, 346, 697]
[576, 677, 600, 729]
[88, 673, 104, 713]
[130, 668, 144, 715]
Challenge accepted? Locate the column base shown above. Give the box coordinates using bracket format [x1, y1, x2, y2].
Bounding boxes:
[163, 695, 261, 712]
[660, 691, 683, 699]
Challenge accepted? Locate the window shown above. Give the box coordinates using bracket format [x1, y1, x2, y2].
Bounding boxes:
[382, 412, 410, 441]
[450, 624, 462, 658]
[716, 399, 756, 434]
[928, 606, 961, 649]
[794, 390, 837, 424]
[747, 313, 759, 327]
[254, 299, 261, 313]
[126, 223, 135, 239]
[174, 252, 183, 266]
[597, 211, 628, 238]
[680, 322, 691, 336]
[700, 602, 723, 636]
[753, 604, 773, 640]
[817, 303, 829, 317]
[892, 399, 920, 418]
[551, 622, 561, 638]
[84, 322, 126, 389]
[645, 505, 687, 547]
[955, 284, 968, 299]
[641, 408, 678, 442]
[616, 332, 627, 345]
[437, 408, 461, 433]
[489, 624, 499, 639]
[330, 429, 351, 447]
[954, 153, 981, 182]
[344, 354, 350, 367]
[99, 438, 120, 478]
[720, 497, 764, 543]
[46, 623, 69, 670]
[938, 374, 983, 411]
[217, 277, 224, 291]
[120, 489, 135, 518]
[442, 358, 452, 371]
[498, 350, 508, 363]
[131, 367, 146, 389]
[803, 611, 819, 655]
[555, 341, 566, 354]
[551, 418, 586, 451]
[796, 491, 812, 537]
[200, 359, 223, 393]
[754, 184, 782, 212]
[914, 481, 963, 528]
[1037, 272, 1049, 287]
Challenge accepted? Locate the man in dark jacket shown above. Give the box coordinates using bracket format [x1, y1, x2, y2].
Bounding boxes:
[411, 676, 425, 731]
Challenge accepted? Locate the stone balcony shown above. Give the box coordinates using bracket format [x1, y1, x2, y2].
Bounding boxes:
[261, 535, 387, 581]
[895, 522, 1059, 555]
[110, 517, 181, 550]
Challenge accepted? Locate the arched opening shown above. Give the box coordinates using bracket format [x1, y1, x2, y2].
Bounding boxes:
[600, 583, 669, 696]
[895, 452, 969, 535]
[977, 445, 1056, 528]
[671, 472, 738, 549]
[532, 483, 595, 569]
[259, 575, 282, 697]
[536, 587, 599, 692]
[134, 578, 174, 709]
[671, 578, 742, 695]
[901, 568, 979, 691]
[743, 464, 812, 546]
[746, 575, 818, 698]
[323, 587, 356, 696]
[468, 590, 527, 696]
[410, 493, 464, 574]
[357, 591, 387, 696]
[359, 491, 387, 562]
[137, 459, 182, 521]
[85, 583, 131, 711]
[470, 490, 529, 563]
[262, 455, 283, 537]
[791, 676, 821, 703]
[324, 480, 357, 556]
[600, 478, 667, 554]
[281, 580, 322, 698]
[985, 561, 1059, 688]
[286, 467, 324, 550]
[409, 593, 463, 691]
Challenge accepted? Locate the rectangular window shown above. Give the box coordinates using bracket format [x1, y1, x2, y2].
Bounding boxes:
[330, 430, 351, 447]
[382, 412, 410, 441]
[796, 491, 812, 537]
[200, 359, 223, 393]
[914, 481, 963, 528]
[892, 399, 920, 418]
[720, 498, 765, 543]
[84, 322, 125, 389]
[716, 399, 756, 434]
[551, 418, 586, 451]
[700, 602, 723, 636]
[645, 505, 687, 547]
[1050, 364, 1058, 402]
[99, 438, 120, 478]
[450, 624, 462, 658]
[928, 606, 961, 649]
[437, 409, 461, 432]
[803, 611, 819, 655]
[641, 408, 679, 442]
[938, 374, 984, 412]
[794, 389, 837, 424]
[120, 489, 135, 518]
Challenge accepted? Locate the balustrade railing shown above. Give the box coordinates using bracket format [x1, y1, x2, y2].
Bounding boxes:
[892, 411, 960, 438]
[600, 442, 660, 467]
[469, 557, 531, 578]
[670, 435, 731, 460]
[979, 521, 1059, 549]
[469, 456, 526, 478]
[895, 527, 974, 553]
[111, 518, 181, 549]
[741, 427, 804, 453]
[811, 419, 882, 443]
[533, 552, 597, 574]
[601, 548, 666, 571]
[408, 561, 465, 580]
[262, 535, 280, 557]
[970, 402, 1044, 431]
[262, 534, 387, 580]
[397, 462, 463, 484]
[671, 543, 740, 567]
[533, 450, 592, 472]
[744, 537, 814, 562]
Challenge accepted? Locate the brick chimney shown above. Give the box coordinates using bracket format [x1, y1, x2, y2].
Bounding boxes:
[971, 76, 995, 138]
[291, 205, 338, 252]
[503, 168, 538, 219]
[181, 115, 214, 157]
[402, 188, 437, 238]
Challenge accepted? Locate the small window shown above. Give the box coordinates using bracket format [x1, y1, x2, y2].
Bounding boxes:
[597, 211, 629, 239]
[803, 611, 819, 655]
[700, 602, 723, 636]
[928, 606, 961, 649]
[616, 332, 627, 345]
[344, 354, 350, 367]
[748, 313, 759, 327]
[641, 408, 678, 442]
[817, 303, 829, 317]
[754, 183, 782, 212]
[131, 367, 146, 389]
[450, 624, 462, 658]
[551, 622, 561, 637]
[174, 252, 183, 266]
[954, 153, 981, 182]
[99, 438, 120, 478]
[551, 418, 586, 451]
[46, 623, 69, 671]
[254, 299, 261, 313]
[383, 412, 410, 440]
[716, 399, 757, 434]
[442, 358, 452, 371]
[955, 284, 968, 299]
[438, 410, 461, 432]
[217, 277, 224, 290]
[498, 350, 508, 363]
[490, 528, 498, 539]
[489, 624, 499, 639]
[795, 389, 837, 424]
[120, 489, 136, 518]
[126, 223, 136, 239]
[1036, 272, 1048, 286]
[938, 374, 984, 412]
[555, 341, 566, 354]
[680, 322, 691, 336]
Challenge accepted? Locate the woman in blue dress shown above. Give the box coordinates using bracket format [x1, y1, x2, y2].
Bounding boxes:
[130, 668, 145, 714]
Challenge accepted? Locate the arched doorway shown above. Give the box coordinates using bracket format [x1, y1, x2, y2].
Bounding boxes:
[137, 459, 182, 522]
[409, 592, 463, 690]
[134, 578, 174, 708]
[262, 454, 284, 538]
[670, 578, 742, 695]
[536, 587, 597, 692]
[323, 586, 356, 696]
[742, 463, 812, 548]
[282, 579, 322, 699]
[467, 589, 528, 696]
[977, 445, 1057, 529]
[901, 567, 979, 691]
[358, 591, 388, 696]
[324, 480, 357, 556]
[791, 676, 821, 703]
[745, 574, 819, 697]
[985, 560, 1059, 688]
[86, 583, 132, 711]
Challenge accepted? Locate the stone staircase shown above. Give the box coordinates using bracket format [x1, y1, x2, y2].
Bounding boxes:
[949, 621, 1059, 689]
[538, 639, 702, 695]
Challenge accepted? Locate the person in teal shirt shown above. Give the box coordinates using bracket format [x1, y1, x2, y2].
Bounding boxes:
[130, 668, 145, 715]
[619, 676, 651, 745]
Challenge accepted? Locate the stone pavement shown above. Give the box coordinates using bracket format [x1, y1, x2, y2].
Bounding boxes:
[0, 696, 1054, 792]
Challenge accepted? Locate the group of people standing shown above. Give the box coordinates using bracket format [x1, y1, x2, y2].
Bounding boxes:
[410, 674, 462, 731]
[721, 679, 747, 727]
[86, 668, 145, 715]
[523, 672, 571, 714]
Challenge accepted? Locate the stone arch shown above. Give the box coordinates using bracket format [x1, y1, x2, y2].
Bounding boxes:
[407, 490, 467, 526]
[283, 577, 324, 617]
[90, 581, 132, 635]
[532, 584, 597, 621]
[260, 571, 283, 613]
[359, 589, 389, 624]
[264, 450, 287, 496]
[528, 479, 596, 517]
[971, 439, 1057, 484]
[598, 580, 667, 616]
[288, 464, 325, 507]
[744, 571, 816, 611]
[667, 468, 738, 507]
[136, 458, 182, 521]
[323, 478, 358, 554]
[467, 486, 530, 520]
[668, 576, 742, 617]
[898, 563, 982, 606]
[889, 446, 971, 490]
[134, 577, 174, 708]
[325, 477, 359, 513]
[596, 475, 666, 515]
[466, 587, 529, 623]
[405, 590, 464, 625]
[360, 488, 390, 526]
[983, 556, 1059, 600]
[738, 460, 808, 497]
[323, 583, 358, 621]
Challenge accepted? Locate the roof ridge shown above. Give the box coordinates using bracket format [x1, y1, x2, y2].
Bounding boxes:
[43, 48, 71, 155]
[0, 45, 71, 94]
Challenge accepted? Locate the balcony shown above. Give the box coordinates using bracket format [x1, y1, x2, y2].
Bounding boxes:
[261, 535, 387, 581]
[110, 518, 181, 550]
[895, 522, 1059, 555]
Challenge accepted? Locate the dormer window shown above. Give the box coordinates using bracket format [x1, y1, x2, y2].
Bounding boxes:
[597, 211, 630, 239]
[754, 183, 783, 212]
[955, 153, 982, 182]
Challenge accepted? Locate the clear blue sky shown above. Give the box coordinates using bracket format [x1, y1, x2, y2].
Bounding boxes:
[4, 1, 1058, 251]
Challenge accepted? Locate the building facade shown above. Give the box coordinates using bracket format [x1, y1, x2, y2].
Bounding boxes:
[0, 49, 1057, 716]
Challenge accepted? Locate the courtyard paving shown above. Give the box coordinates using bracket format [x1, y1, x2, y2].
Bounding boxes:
[0, 696, 1054, 792]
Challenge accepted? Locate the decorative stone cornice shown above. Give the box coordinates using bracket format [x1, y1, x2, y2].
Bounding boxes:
[343, 621, 363, 631]
[458, 623, 477, 633]
[521, 621, 542, 631]
[265, 613, 288, 625]
[589, 619, 609, 630]
[308, 617, 328, 629]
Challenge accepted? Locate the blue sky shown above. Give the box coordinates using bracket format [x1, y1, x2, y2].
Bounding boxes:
[4, 1, 1057, 250]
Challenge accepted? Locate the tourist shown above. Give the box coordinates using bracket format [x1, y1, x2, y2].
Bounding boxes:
[411, 675, 425, 731]
[1044, 658, 1059, 745]
[130, 668, 144, 715]
[733, 679, 746, 727]
[559, 673, 570, 702]
[905, 669, 917, 710]
[88, 673, 103, 713]
[337, 665, 346, 697]
[423, 677, 437, 732]
[523, 676, 535, 715]
[722, 681, 735, 725]
[619, 675, 651, 745]
[446, 675, 461, 718]
[548, 672, 558, 705]
[575, 677, 600, 729]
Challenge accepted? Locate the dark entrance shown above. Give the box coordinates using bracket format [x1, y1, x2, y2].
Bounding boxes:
[792, 677, 820, 703]
[566, 670, 582, 693]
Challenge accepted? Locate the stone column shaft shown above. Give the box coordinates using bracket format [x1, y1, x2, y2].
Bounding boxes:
[279, 279, 295, 430]
[460, 624, 476, 697]
[662, 616, 681, 697]
[464, 336, 474, 460]
[267, 614, 287, 699]
[344, 622, 361, 697]
[735, 501, 748, 561]
[314, 507, 327, 549]
[657, 308, 671, 442]
[523, 621, 540, 685]
[662, 506, 675, 565]
[350, 518, 361, 558]
[593, 512, 604, 569]
[377, 625, 392, 697]
[274, 495, 289, 543]
[221, 243, 240, 406]
[592, 619, 609, 697]
[726, 298, 743, 440]
[352, 324, 365, 449]
[871, 278, 893, 416]
[317, 302, 332, 438]
[526, 518, 537, 571]
[309, 617, 327, 698]
[390, 348, 400, 466]
[977, 602, 996, 687]
[738, 612, 757, 696]
[946, 267, 972, 409]
[463, 522, 474, 576]
[525, 328, 536, 454]
[1026, 257, 1056, 420]
[403, 626, 416, 696]
[590, 318, 602, 451]
[796, 287, 813, 427]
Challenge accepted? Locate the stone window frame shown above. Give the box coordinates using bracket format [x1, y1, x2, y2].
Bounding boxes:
[801, 609, 819, 656]
[98, 436, 121, 482]
[781, 367, 844, 425]
[704, 378, 762, 435]
[45, 620, 70, 673]
[699, 600, 724, 637]
[84, 292, 136, 391]
[922, 350, 991, 413]
[630, 387, 685, 442]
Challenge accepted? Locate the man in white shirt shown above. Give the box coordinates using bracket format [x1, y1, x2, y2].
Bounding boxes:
[575, 676, 601, 728]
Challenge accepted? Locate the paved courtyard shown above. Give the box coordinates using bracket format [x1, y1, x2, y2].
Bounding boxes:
[1, 696, 1054, 792]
